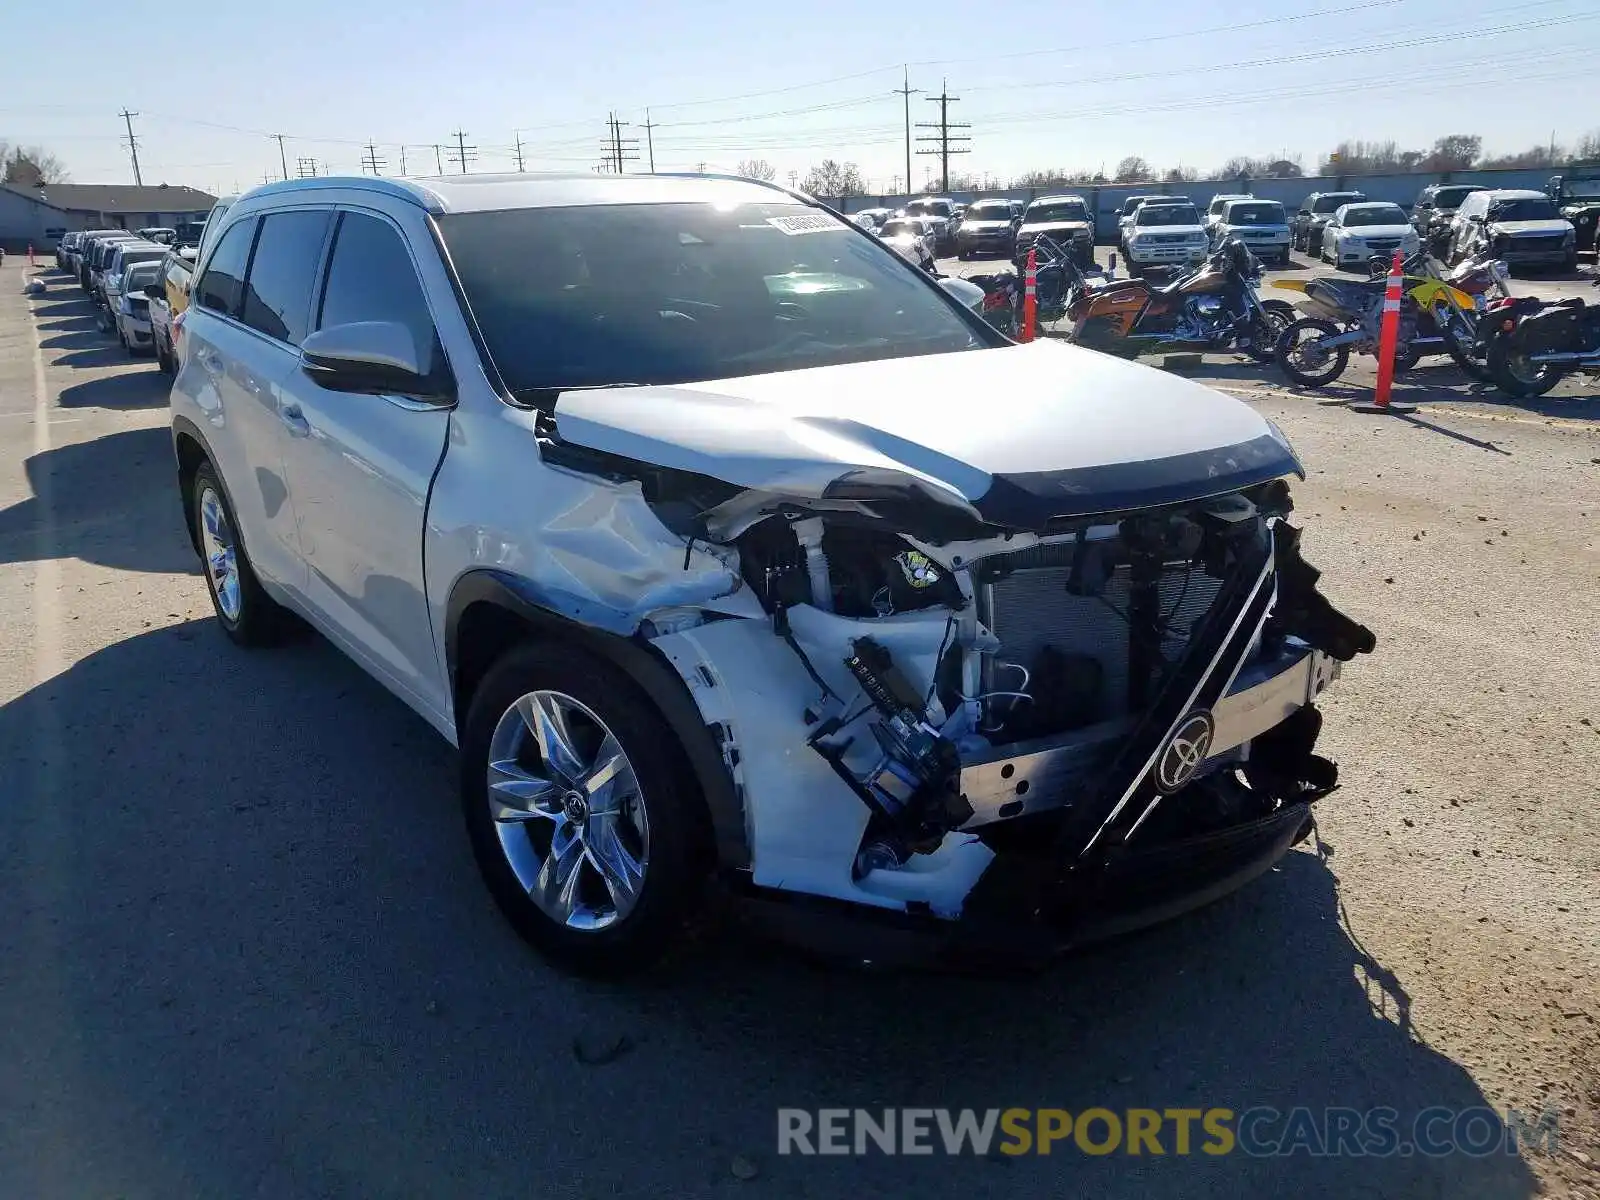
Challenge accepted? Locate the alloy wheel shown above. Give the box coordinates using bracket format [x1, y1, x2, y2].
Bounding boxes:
[198, 485, 242, 622]
[485, 690, 649, 932]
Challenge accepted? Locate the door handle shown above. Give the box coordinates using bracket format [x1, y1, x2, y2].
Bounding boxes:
[279, 402, 312, 437]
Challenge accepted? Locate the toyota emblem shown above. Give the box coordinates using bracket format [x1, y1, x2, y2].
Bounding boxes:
[1154, 710, 1216, 794]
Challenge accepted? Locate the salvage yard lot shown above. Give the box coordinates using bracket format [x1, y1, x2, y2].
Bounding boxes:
[1, 257, 1597, 1198]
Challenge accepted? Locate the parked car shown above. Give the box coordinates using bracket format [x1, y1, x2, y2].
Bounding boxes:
[1410, 183, 1487, 254]
[169, 172, 1370, 975]
[1318, 202, 1420, 269]
[852, 207, 892, 231]
[78, 231, 137, 290]
[953, 198, 1019, 259]
[1211, 199, 1292, 266]
[1449, 189, 1576, 271]
[1122, 201, 1210, 273]
[139, 226, 178, 245]
[1115, 194, 1163, 244]
[1014, 195, 1095, 266]
[113, 261, 164, 353]
[86, 233, 144, 299]
[1291, 191, 1366, 255]
[877, 216, 937, 269]
[1547, 163, 1600, 254]
[56, 231, 81, 271]
[98, 241, 169, 328]
[903, 196, 957, 253]
[1204, 193, 1253, 237]
[171, 219, 209, 249]
[150, 249, 197, 374]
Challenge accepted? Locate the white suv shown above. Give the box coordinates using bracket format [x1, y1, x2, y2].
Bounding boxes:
[1122, 201, 1210, 272]
[168, 173, 1370, 974]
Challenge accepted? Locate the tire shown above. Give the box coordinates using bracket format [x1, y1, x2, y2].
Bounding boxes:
[1486, 339, 1562, 398]
[1394, 343, 1422, 373]
[157, 339, 175, 375]
[190, 460, 293, 646]
[459, 641, 710, 976]
[1441, 316, 1492, 383]
[1241, 299, 1295, 362]
[1276, 317, 1349, 387]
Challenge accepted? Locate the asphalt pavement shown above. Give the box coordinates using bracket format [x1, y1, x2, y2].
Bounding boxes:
[1, 257, 1595, 1200]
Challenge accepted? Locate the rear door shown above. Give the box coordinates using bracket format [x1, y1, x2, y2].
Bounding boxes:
[274, 206, 454, 718]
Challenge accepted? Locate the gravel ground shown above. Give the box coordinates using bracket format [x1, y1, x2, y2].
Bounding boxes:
[1, 255, 1597, 1199]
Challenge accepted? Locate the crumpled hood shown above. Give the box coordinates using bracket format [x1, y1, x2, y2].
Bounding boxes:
[552, 341, 1301, 530]
[1337, 223, 1412, 240]
[1490, 218, 1572, 236]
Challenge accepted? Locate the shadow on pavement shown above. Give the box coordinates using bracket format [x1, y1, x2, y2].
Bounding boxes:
[57, 368, 168, 409]
[0, 426, 194, 573]
[0, 617, 1543, 1198]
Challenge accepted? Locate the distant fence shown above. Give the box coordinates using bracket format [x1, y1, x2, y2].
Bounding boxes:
[827, 166, 1557, 241]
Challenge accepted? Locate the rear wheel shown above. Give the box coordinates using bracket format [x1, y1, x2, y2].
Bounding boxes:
[1277, 317, 1349, 387]
[1240, 299, 1295, 362]
[460, 641, 710, 975]
[1440, 314, 1492, 382]
[1487, 340, 1562, 398]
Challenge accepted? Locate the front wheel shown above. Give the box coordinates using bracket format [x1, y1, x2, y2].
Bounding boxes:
[1240, 300, 1295, 362]
[191, 461, 294, 646]
[1440, 315, 1492, 382]
[1277, 317, 1350, 387]
[1487, 339, 1562, 398]
[460, 642, 710, 976]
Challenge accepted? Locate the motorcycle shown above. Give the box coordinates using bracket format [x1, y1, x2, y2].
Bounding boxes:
[1479, 279, 1600, 397]
[1271, 251, 1505, 387]
[1058, 237, 1294, 361]
[967, 233, 1110, 335]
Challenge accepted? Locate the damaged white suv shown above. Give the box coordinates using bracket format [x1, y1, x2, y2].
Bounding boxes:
[169, 173, 1374, 974]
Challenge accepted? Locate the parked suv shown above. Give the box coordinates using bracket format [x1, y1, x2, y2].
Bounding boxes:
[1291, 191, 1366, 255]
[1013, 194, 1095, 266]
[150, 248, 197, 374]
[954, 198, 1020, 258]
[1410, 183, 1486, 253]
[1449, 189, 1576, 270]
[169, 173, 1369, 975]
[1122, 201, 1210, 273]
[1211, 199, 1291, 266]
[902, 196, 957, 253]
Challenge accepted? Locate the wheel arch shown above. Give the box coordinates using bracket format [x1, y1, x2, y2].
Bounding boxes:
[445, 570, 749, 870]
[170, 416, 213, 557]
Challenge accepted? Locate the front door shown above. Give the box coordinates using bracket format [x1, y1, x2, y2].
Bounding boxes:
[275, 207, 453, 720]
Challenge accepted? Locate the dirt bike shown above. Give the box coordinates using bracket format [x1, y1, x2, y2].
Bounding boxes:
[1058, 237, 1294, 361]
[1479, 279, 1600, 397]
[1270, 252, 1503, 387]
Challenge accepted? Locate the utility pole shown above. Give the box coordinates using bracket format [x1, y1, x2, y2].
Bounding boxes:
[118, 108, 143, 186]
[893, 67, 920, 201]
[261, 170, 274, 186]
[512, 132, 526, 172]
[398, 145, 408, 176]
[297, 157, 319, 178]
[914, 80, 970, 193]
[601, 113, 640, 174]
[788, 170, 799, 189]
[642, 108, 658, 173]
[271, 133, 290, 180]
[433, 144, 445, 174]
[361, 141, 386, 175]
[448, 130, 477, 174]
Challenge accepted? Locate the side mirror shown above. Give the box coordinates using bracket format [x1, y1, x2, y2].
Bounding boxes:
[937, 276, 986, 313]
[299, 321, 452, 402]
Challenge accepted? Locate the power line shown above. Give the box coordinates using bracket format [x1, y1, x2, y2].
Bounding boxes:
[118, 108, 143, 186]
[914, 81, 969, 192]
[448, 130, 477, 174]
[361, 141, 386, 175]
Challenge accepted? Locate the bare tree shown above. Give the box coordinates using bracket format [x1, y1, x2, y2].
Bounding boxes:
[1570, 129, 1599, 161]
[1114, 155, 1149, 183]
[1423, 133, 1481, 171]
[1011, 167, 1097, 187]
[800, 160, 866, 198]
[1163, 166, 1198, 183]
[1480, 144, 1562, 169]
[1, 143, 70, 185]
[736, 158, 776, 181]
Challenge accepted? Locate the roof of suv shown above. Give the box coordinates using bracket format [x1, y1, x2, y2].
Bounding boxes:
[234, 172, 806, 216]
[1483, 189, 1546, 201]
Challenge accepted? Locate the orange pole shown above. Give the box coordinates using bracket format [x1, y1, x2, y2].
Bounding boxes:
[1371, 248, 1404, 408]
[28, 244, 36, 268]
[1021, 248, 1038, 342]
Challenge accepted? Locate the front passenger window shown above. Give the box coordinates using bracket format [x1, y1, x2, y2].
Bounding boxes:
[317, 212, 440, 373]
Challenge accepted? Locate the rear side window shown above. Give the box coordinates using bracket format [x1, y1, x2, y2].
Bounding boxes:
[317, 211, 437, 369]
[240, 210, 332, 345]
[195, 218, 257, 316]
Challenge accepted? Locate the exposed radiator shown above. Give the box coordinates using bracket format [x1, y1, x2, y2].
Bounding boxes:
[984, 559, 1222, 718]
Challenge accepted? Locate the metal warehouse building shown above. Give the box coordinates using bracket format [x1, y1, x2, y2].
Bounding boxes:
[0, 182, 216, 251]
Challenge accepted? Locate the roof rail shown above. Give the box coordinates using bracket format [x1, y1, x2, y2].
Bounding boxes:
[646, 171, 815, 206]
[234, 175, 438, 211]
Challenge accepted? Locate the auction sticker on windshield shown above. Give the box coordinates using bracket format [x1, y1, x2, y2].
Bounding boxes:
[766, 213, 841, 235]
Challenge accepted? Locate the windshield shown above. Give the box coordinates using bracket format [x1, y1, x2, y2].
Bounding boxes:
[1489, 198, 1561, 222]
[125, 264, 161, 289]
[1314, 194, 1363, 213]
[1341, 205, 1406, 227]
[1563, 179, 1600, 200]
[905, 200, 951, 218]
[1136, 205, 1200, 226]
[1023, 202, 1087, 224]
[966, 202, 1013, 221]
[437, 202, 985, 396]
[1431, 187, 1482, 210]
[1225, 202, 1285, 225]
[879, 219, 920, 237]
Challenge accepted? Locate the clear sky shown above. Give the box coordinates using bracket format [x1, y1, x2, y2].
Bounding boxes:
[5, 0, 1595, 195]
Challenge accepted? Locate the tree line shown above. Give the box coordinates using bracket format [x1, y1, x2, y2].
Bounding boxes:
[0, 142, 70, 186]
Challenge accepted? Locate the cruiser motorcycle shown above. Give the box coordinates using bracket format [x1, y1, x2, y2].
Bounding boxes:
[1058, 237, 1294, 360]
[1480, 279, 1600, 397]
[1272, 250, 1509, 387]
